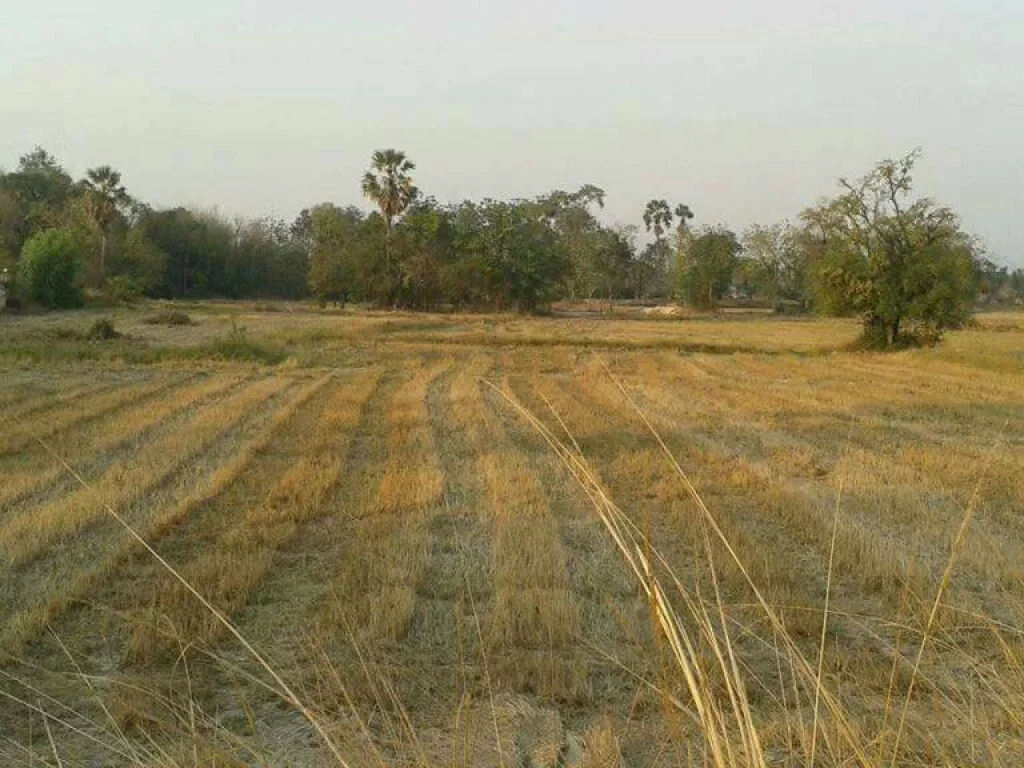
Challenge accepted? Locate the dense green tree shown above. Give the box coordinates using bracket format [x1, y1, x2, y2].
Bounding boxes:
[678, 227, 741, 308]
[973, 257, 1023, 304]
[637, 200, 680, 299]
[0, 188, 19, 266]
[108, 227, 167, 295]
[18, 228, 84, 308]
[483, 199, 566, 311]
[591, 225, 636, 308]
[1010, 268, 1024, 301]
[739, 222, 808, 309]
[447, 198, 567, 311]
[0, 147, 75, 256]
[801, 150, 979, 346]
[394, 198, 452, 309]
[305, 204, 367, 304]
[142, 208, 232, 297]
[633, 241, 669, 299]
[541, 185, 607, 300]
[256, 219, 309, 300]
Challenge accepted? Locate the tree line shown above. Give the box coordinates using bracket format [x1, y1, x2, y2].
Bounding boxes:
[1, 146, 1020, 346]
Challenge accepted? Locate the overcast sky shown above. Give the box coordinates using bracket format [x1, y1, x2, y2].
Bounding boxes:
[2, 0, 1021, 265]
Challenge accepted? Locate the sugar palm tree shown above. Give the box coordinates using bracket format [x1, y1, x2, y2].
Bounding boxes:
[361, 149, 418, 237]
[82, 166, 130, 281]
[361, 150, 418, 304]
[643, 199, 674, 242]
[674, 203, 694, 231]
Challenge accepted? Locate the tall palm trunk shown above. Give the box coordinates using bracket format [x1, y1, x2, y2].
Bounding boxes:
[99, 231, 107, 282]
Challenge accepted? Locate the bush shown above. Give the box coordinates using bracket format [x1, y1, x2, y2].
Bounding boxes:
[206, 336, 287, 364]
[144, 309, 195, 326]
[205, 321, 286, 364]
[18, 229, 85, 309]
[101, 276, 143, 305]
[43, 318, 121, 342]
[85, 318, 121, 340]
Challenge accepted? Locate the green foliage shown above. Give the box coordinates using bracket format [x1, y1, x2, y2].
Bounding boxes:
[394, 198, 449, 309]
[639, 200, 694, 300]
[678, 227, 741, 308]
[542, 185, 622, 301]
[80, 165, 132, 285]
[100, 275, 143, 305]
[305, 204, 371, 304]
[738, 222, 808, 309]
[801, 150, 979, 347]
[361, 149, 418, 234]
[17, 228, 84, 308]
[975, 258, 1024, 305]
[674, 204, 694, 230]
[132, 207, 303, 300]
[450, 198, 568, 312]
[362, 149, 419, 304]
[634, 239, 672, 299]
[0, 145, 990, 328]
[643, 200, 674, 241]
[111, 227, 167, 293]
[0, 248, 16, 284]
[590, 226, 636, 306]
[0, 147, 75, 258]
[485, 198, 567, 311]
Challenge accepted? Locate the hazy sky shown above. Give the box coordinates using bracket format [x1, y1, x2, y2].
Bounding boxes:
[2, 0, 1022, 265]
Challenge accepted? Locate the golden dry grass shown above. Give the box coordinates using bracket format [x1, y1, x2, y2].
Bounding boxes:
[0, 373, 243, 509]
[0, 376, 290, 568]
[318, 362, 449, 651]
[0, 304, 1021, 767]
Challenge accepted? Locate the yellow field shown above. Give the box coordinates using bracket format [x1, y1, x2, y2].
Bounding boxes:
[0, 305, 1022, 767]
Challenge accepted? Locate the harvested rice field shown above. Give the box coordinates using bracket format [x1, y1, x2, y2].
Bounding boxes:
[0, 304, 1022, 767]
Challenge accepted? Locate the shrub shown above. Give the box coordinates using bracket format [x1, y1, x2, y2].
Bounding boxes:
[206, 336, 287, 364]
[144, 309, 195, 326]
[205, 322, 286, 364]
[101, 275, 143, 305]
[43, 318, 121, 342]
[18, 229, 84, 309]
[85, 318, 121, 340]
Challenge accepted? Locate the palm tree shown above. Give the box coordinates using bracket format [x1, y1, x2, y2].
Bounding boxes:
[361, 149, 418, 236]
[82, 166, 130, 281]
[361, 150, 418, 305]
[674, 203, 694, 231]
[643, 199, 674, 242]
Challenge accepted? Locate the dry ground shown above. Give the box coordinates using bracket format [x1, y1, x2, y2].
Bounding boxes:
[0, 304, 1022, 767]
